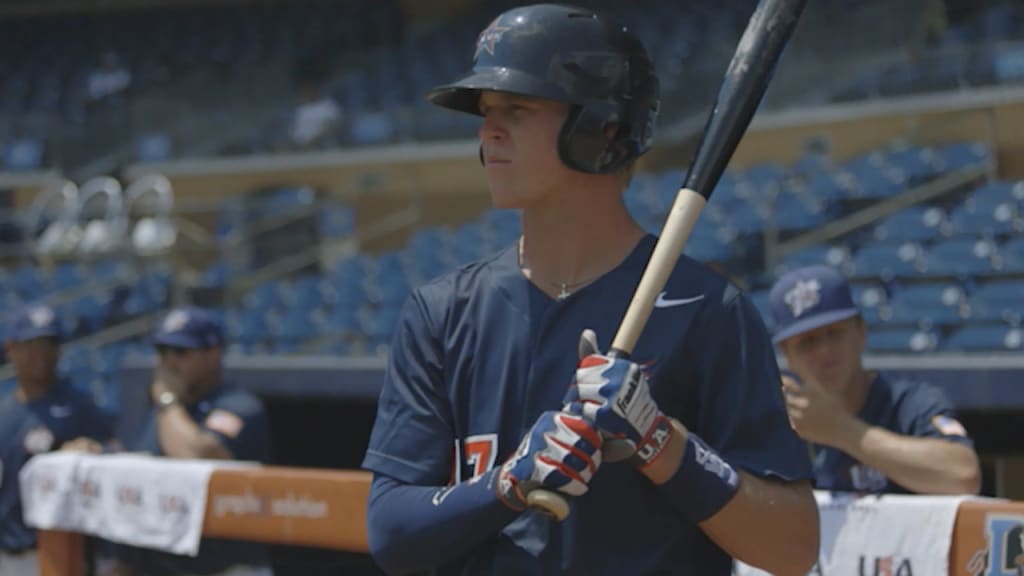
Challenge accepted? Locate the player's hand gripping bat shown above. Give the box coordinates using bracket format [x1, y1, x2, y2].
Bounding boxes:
[528, 0, 809, 521]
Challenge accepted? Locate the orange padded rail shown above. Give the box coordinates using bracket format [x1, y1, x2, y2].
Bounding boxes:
[37, 466, 372, 576]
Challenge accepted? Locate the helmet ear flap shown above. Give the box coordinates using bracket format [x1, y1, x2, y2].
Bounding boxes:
[558, 105, 628, 174]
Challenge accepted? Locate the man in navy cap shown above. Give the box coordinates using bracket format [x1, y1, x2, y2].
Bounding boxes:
[109, 306, 273, 576]
[769, 265, 981, 495]
[0, 303, 115, 576]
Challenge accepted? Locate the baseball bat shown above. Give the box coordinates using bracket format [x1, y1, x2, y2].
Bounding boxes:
[528, 0, 808, 521]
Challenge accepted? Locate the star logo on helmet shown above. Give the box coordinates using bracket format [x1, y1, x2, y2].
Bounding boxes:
[474, 17, 510, 59]
[784, 279, 821, 318]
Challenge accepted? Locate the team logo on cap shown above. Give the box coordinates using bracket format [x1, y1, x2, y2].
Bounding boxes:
[162, 310, 189, 333]
[28, 305, 55, 329]
[475, 17, 510, 59]
[784, 279, 821, 318]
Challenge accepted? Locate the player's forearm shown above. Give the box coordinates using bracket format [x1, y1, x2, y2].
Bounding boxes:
[156, 406, 231, 460]
[702, 472, 819, 575]
[649, 420, 817, 574]
[367, 471, 520, 575]
[835, 420, 981, 494]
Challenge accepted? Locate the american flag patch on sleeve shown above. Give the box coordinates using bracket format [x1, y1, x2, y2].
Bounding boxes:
[205, 409, 244, 438]
[931, 415, 967, 437]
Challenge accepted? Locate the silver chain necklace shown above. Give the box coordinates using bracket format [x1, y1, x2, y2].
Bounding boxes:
[517, 237, 600, 301]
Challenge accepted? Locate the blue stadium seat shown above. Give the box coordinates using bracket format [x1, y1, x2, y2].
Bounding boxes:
[884, 147, 942, 184]
[5, 138, 44, 170]
[805, 172, 849, 201]
[48, 263, 83, 292]
[287, 275, 326, 311]
[866, 328, 941, 353]
[872, 206, 948, 242]
[850, 282, 888, 310]
[274, 308, 320, 343]
[231, 309, 271, 346]
[244, 281, 286, 311]
[998, 237, 1024, 272]
[921, 237, 998, 277]
[967, 279, 1024, 323]
[944, 326, 1023, 352]
[772, 195, 828, 232]
[775, 245, 850, 275]
[948, 202, 1019, 236]
[969, 180, 1024, 210]
[850, 241, 924, 279]
[137, 132, 172, 163]
[11, 264, 45, 300]
[886, 282, 965, 326]
[361, 304, 402, 344]
[319, 204, 355, 239]
[323, 304, 360, 336]
[939, 142, 990, 171]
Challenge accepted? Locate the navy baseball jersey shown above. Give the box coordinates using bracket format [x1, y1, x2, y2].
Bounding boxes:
[117, 384, 271, 575]
[364, 234, 812, 575]
[0, 379, 114, 551]
[810, 373, 973, 494]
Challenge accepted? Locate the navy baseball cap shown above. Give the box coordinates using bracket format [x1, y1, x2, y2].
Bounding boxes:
[769, 265, 860, 343]
[152, 307, 225, 349]
[6, 303, 62, 343]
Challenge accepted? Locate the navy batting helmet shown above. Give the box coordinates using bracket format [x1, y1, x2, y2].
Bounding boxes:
[425, 3, 660, 174]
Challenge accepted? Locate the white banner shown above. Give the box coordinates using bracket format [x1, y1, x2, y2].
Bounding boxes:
[20, 453, 255, 556]
[735, 491, 973, 576]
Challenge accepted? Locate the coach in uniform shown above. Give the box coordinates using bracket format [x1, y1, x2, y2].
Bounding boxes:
[770, 265, 981, 494]
[362, 4, 819, 575]
[109, 306, 273, 576]
[0, 303, 115, 576]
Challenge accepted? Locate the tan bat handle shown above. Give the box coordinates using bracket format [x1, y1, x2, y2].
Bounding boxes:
[527, 489, 570, 521]
[611, 188, 707, 356]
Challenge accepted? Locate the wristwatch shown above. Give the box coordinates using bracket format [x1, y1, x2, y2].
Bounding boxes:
[156, 390, 180, 410]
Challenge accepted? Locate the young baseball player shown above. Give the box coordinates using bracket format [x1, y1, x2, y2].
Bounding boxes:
[363, 4, 819, 574]
[0, 303, 115, 576]
[771, 265, 981, 495]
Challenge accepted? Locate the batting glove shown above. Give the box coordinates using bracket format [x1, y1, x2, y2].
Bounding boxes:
[496, 407, 603, 511]
[563, 329, 673, 468]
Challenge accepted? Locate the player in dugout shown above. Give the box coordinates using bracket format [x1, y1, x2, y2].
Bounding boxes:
[770, 265, 982, 495]
[105, 306, 273, 576]
[0, 303, 116, 576]
[362, 4, 819, 575]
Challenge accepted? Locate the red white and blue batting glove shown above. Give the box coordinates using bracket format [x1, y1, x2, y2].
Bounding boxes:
[563, 329, 673, 468]
[496, 407, 603, 511]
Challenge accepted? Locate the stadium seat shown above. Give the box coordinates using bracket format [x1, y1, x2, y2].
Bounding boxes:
[967, 279, 1024, 323]
[921, 237, 998, 277]
[849, 241, 924, 279]
[5, 138, 44, 170]
[886, 282, 965, 326]
[775, 245, 851, 275]
[850, 282, 888, 310]
[939, 142, 990, 171]
[948, 202, 1019, 236]
[872, 206, 948, 242]
[969, 180, 1024, 210]
[866, 328, 941, 353]
[944, 326, 1023, 352]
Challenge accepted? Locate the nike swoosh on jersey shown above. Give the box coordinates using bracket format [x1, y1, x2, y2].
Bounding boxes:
[50, 405, 72, 418]
[654, 292, 705, 308]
